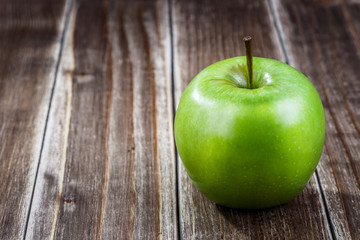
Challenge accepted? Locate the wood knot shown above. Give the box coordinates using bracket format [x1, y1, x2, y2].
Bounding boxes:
[73, 70, 95, 84]
[63, 196, 76, 204]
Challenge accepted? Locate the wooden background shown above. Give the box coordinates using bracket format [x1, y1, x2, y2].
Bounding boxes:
[0, 0, 359, 239]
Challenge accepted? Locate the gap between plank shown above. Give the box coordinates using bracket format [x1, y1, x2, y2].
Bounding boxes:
[168, 0, 182, 239]
[268, 0, 335, 239]
[22, 0, 75, 239]
[315, 170, 336, 240]
[268, 0, 289, 64]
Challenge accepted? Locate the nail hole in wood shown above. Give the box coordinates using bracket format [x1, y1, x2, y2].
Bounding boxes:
[63, 196, 76, 204]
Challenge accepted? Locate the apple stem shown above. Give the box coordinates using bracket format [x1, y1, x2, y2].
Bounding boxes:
[243, 36, 253, 89]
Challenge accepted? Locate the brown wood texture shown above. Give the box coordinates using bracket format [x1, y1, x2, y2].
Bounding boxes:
[273, 0, 360, 239]
[0, 0, 71, 239]
[25, 0, 177, 239]
[1, 0, 359, 239]
[172, 0, 334, 239]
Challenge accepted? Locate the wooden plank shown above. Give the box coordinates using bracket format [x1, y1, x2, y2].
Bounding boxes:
[272, 0, 360, 238]
[172, 0, 332, 239]
[0, 0, 71, 239]
[26, 0, 177, 239]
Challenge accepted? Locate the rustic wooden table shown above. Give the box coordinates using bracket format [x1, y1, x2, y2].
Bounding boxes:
[0, 0, 359, 239]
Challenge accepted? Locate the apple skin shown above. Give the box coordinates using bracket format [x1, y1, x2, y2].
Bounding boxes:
[174, 57, 325, 209]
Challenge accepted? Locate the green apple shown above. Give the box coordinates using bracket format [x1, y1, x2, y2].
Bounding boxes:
[174, 37, 325, 209]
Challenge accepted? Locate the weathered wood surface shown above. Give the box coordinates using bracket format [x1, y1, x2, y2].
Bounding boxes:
[25, 0, 177, 239]
[172, 0, 333, 239]
[0, 0, 71, 239]
[273, 0, 360, 239]
[0, 0, 360, 239]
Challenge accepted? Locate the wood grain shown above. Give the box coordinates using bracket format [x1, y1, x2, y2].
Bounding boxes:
[25, 0, 177, 239]
[0, 0, 71, 239]
[1, 0, 359, 238]
[172, 0, 332, 239]
[273, 0, 360, 238]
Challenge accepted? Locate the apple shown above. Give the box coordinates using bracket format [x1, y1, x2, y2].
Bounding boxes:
[174, 37, 325, 209]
